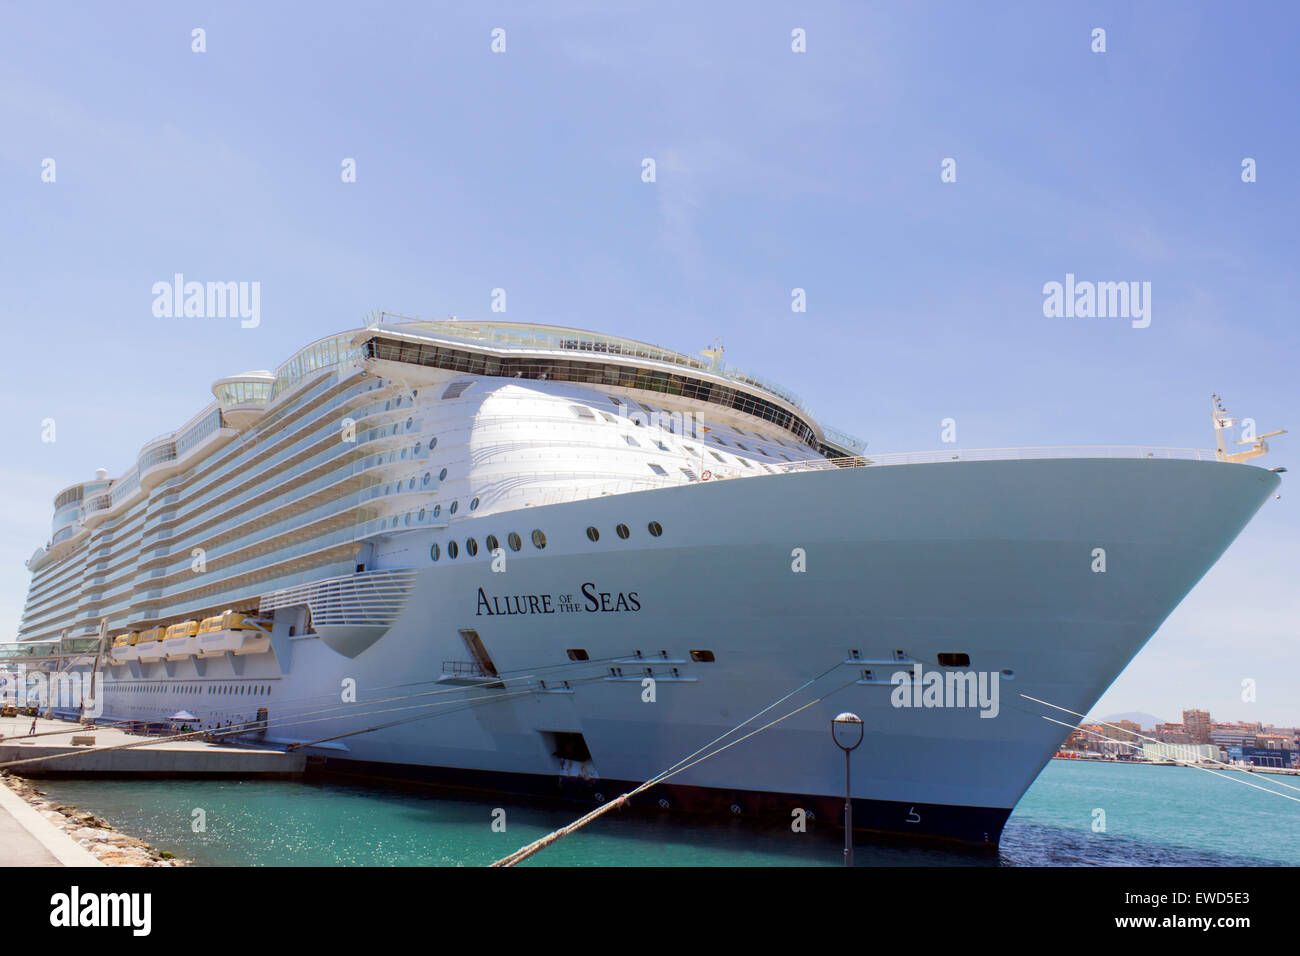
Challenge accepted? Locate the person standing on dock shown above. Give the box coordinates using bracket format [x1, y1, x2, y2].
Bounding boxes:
[28, 716, 37, 735]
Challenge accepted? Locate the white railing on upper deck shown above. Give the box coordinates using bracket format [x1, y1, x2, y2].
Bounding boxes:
[775, 445, 1219, 472]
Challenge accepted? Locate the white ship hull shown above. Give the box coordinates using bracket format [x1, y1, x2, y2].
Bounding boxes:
[82, 456, 1279, 846]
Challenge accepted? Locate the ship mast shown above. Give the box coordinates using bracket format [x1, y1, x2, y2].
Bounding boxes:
[1211, 393, 1286, 463]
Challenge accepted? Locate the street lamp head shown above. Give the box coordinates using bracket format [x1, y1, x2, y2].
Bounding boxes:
[831, 711, 864, 751]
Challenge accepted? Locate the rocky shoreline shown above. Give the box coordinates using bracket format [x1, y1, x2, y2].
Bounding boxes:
[1, 773, 189, 866]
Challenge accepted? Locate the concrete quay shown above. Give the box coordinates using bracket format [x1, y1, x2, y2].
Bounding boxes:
[0, 717, 306, 776]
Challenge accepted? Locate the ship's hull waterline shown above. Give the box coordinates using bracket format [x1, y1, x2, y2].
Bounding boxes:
[75, 457, 1277, 847]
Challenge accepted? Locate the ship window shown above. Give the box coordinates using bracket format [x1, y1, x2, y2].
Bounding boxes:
[680, 467, 698, 481]
[609, 397, 623, 406]
[531, 529, 547, 550]
[616, 524, 630, 539]
[418, 507, 426, 521]
[710, 452, 726, 463]
[429, 436, 437, 450]
[439, 468, 448, 481]
[433, 504, 441, 517]
[508, 532, 522, 551]
[486, 534, 499, 552]
[586, 526, 599, 542]
[466, 538, 478, 556]
[566, 649, 589, 661]
[408, 477, 416, 490]
[450, 500, 459, 514]
[423, 472, 431, 486]
[713, 436, 727, 446]
[937, 653, 971, 667]
[600, 411, 618, 424]
[404, 514, 411, 526]
[442, 381, 474, 399]
[682, 445, 696, 454]
[448, 540, 459, 559]
[690, 649, 715, 662]
[415, 441, 422, 455]
[470, 497, 480, 511]
[648, 521, 663, 536]
[655, 441, 668, 451]
[406, 417, 413, 430]
[734, 441, 748, 451]
[570, 405, 596, 420]
[624, 435, 640, 447]
[647, 463, 668, 476]
[757, 447, 769, 456]
[430, 543, 440, 561]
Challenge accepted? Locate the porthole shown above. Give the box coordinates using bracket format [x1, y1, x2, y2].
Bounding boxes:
[408, 477, 415, 490]
[415, 441, 422, 455]
[616, 524, 630, 539]
[486, 534, 499, 552]
[648, 521, 663, 537]
[450, 500, 459, 515]
[430, 542, 440, 562]
[418, 507, 426, 521]
[433, 504, 441, 517]
[586, 526, 600, 542]
[404, 514, 411, 526]
[531, 529, 547, 550]
[690, 649, 716, 663]
[470, 497, 480, 511]
[406, 417, 413, 430]
[466, 538, 478, 556]
[447, 540, 459, 559]
[439, 468, 448, 481]
[508, 532, 522, 552]
[423, 472, 431, 487]
[429, 437, 437, 450]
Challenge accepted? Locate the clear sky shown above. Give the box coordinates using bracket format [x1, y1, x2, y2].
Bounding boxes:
[1, 1, 1296, 725]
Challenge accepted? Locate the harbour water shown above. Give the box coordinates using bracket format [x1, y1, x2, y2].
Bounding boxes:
[26, 759, 1297, 867]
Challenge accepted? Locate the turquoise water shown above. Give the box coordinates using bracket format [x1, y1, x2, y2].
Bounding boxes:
[29, 760, 1298, 866]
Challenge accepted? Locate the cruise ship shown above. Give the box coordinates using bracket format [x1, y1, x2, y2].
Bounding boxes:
[7, 316, 1284, 847]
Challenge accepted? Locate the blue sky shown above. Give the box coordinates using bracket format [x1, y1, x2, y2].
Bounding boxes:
[1, 1, 1296, 724]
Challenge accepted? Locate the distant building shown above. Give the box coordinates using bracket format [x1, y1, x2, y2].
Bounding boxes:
[1110, 720, 1143, 743]
[1239, 746, 1291, 769]
[1154, 722, 1192, 744]
[1143, 742, 1221, 764]
[1183, 709, 1211, 743]
[1211, 721, 1260, 749]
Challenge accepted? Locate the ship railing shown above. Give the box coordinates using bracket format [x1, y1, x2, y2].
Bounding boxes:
[441, 660, 495, 679]
[776, 445, 1221, 472]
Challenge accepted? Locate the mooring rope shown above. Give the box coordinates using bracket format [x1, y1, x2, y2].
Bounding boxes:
[490, 668, 854, 867]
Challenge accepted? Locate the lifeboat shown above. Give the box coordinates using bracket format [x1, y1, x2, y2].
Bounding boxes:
[135, 626, 167, 662]
[109, 632, 141, 662]
[195, 610, 272, 658]
[162, 620, 199, 659]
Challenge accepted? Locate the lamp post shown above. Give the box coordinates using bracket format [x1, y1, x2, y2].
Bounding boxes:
[831, 712, 864, 867]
